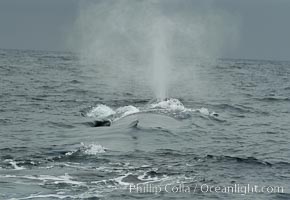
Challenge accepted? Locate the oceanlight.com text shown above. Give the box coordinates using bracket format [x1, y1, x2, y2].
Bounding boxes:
[128, 183, 284, 195]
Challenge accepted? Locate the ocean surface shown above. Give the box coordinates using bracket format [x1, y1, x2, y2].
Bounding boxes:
[0, 48, 290, 199]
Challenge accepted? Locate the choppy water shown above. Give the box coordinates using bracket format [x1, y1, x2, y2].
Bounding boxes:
[0, 48, 290, 199]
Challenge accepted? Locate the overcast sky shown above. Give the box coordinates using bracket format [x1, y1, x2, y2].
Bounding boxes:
[0, 0, 289, 61]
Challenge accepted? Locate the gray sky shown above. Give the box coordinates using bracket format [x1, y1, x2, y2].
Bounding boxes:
[0, 0, 289, 61]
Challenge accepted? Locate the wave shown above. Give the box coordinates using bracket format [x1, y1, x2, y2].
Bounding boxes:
[2, 159, 26, 170]
[86, 104, 115, 119]
[0, 173, 84, 186]
[113, 171, 169, 186]
[79, 143, 107, 155]
[205, 155, 273, 166]
[212, 103, 256, 113]
[62, 143, 107, 157]
[148, 149, 286, 167]
[84, 98, 219, 124]
[148, 98, 186, 111]
[254, 96, 290, 102]
[45, 121, 75, 129]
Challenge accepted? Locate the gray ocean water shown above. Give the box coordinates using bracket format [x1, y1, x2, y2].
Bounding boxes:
[0, 48, 290, 199]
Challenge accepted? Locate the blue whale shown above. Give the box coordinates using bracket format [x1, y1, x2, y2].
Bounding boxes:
[93, 112, 183, 129]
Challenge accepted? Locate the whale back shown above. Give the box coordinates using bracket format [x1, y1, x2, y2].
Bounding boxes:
[112, 112, 182, 129]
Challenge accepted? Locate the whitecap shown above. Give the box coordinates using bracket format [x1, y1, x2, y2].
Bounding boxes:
[197, 107, 219, 117]
[1, 173, 85, 186]
[149, 98, 185, 111]
[198, 107, 210, 115]
[81, 143, 107, 155]
[8, 194, 76, 200]
[112, 173, 133, 186]
[115, 105, 140, 119]
[86, 104, 115, 119]
[4, 159, 25, 170]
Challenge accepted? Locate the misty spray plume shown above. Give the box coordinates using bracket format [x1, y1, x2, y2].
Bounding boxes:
[70, 0, 238, 100]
